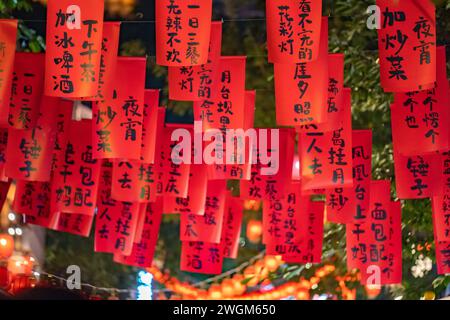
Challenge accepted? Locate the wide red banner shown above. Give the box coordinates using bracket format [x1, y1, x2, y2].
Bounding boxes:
[45, 0, 104, 98]
[180, 241, 224, 275]
[274, 17, 328, 126]
[266, 0, 323, 64]
[377, 0, 436, 92]
[93, 57, 146, 160]
[156, 0, 213, 67]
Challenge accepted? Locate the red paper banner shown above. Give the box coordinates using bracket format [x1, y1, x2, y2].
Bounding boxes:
[51, 120, 101, 215]
[8, 52, 45, 129]
[53, 212, 94, 237]
[432, 194, 450, 242]
[240, 128, 295, 201]
[0, 129, 8, 180]
[377, 0, 436, 92]
[393, 150, 443, 199]
[0, 19, 18, 128]
[274, 17, 328, 126]
[141, 91, 162, 164]
[266, 0, 323, 63]
[180, 241, 223, 275]
[435, 240, 450, 275]
[156, 0, 213, 66]
[221, 194, 243, 259]
[163, 164, 208, 215]
[322, 53, 345, 132]
[93, 57, 146, 160]
[5, 126, 54, 181]
[347, 180, 391, 282]
[157, 126, 191, 198]
[168, 21, 222, 101]
[114, 201, 163, 267]
[45, 0, 104, 98]
[180, 180, 227, 243]
[0, 180, 11, 213]
[383, 201, 402, 285]
[391, 46, 449, 155]
[326, 130, 372, 224]
[280, 200, 325, 264]
[194, 56, 246, 131]
[111, 160, 157, 203]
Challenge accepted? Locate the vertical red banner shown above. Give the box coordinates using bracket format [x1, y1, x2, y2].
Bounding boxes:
[274, 17, 328, 126]
[5, 126, 54, 182]
[45, 0, 104, 98]
[180, 241, 223, 275]
[0, 19, 18, 128]
[8, 52, 45, 129]
[0, 129, 8, 180]
[322, 53, 345, 132]
[391, 46, 449, 155]
[168, 21, 222, 101]
[155, 0, 213, 66]
[141, 90, 162, 164]
[393, 150, 443, 199]
[93, 57, 146, 160]
[383, 201, 402, 285]
[377, 0, 436, 92]
[53, 212, 94, 237]
[180, 180, 227, 243]
[194, 56, 246, 131]
[221, 194, 243, 259]
[266, 0, 323, 63]
[113, 201, 163, 267]
[51, 120, 101, 215]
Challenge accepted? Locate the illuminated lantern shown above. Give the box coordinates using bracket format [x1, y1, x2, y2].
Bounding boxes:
[208, 284, 223, 300]
[422, 291, 436, 300]
[0, 234, 14, 259]
[221, 279, 235, 298]
[232, 274, 247, 296]
[9, 274, 32, 295]
[365, 284, 381, 299]
[264, 255, 279, 272]
[296, 289, 310, 300]
[246, 220, 262, 243]
[7, 255, 27, 275]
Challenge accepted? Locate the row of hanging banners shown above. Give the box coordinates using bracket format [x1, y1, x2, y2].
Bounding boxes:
[0, 0, 448, 286]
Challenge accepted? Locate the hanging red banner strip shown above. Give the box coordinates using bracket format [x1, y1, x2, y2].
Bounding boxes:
[5, 126, 54, 182]
[45, 0, 104, 98]
[51, 120, 101, 215]
[93, 57, 146, 160]
[377, 0, 436, 92]
[221, 194, 243, 259]
[383, 201, 402, 285]
[391, 46, 449, 155]
[393, 150, 443, 199]
[180, 241, 224, 275]
[322, 53, 345, 132]
[0, 129, 8, 180]
[155, 0, 213, 67]
[8, 52, 45, 129]
[266, 0, 323, 64]
[0, 19, 18, 128]
[13, 180, 51, 217]
[274, 17, 328, 126]
[163, 164, 208, 215]
[141, 91, 162, 164]
[180, 180, 227, 243]
[326, 130, 372, 224]
[194, 56, 246, 131]
[168, 21, 222, 101]
[53, 212, 94, 237]
[114, 201, 163, 267]
[280, 200, 325, 264]
[0, 180, 11, 212]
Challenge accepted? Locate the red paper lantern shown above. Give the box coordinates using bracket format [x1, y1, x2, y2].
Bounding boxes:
[0, 234, 14, 259]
